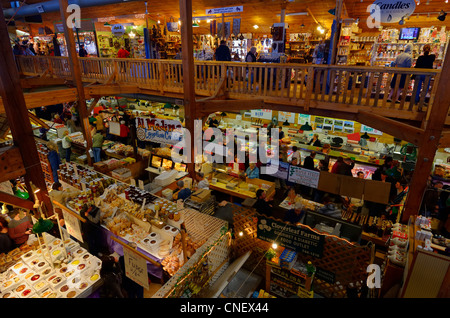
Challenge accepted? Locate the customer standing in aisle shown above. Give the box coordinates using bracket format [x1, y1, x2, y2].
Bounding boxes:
[246, 47, 258, 90]
[92, 129, 104, 163]
[414, 44, 435, 105]
[62, 130, 72, 162]
[0, 216, 13, 254]
[78, 44, 88, 57]
[47, 142, 61, 183]
[215, 40, 231, 61]
[387, 44, 413, 103]
[8, 209, 32, 248]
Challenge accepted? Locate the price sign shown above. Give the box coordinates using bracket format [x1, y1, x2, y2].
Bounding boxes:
[61, 210, 83, 243]
[123, 247, 149, 290]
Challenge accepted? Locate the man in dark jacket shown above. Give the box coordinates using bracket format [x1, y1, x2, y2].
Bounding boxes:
[215, 40, 231, 61]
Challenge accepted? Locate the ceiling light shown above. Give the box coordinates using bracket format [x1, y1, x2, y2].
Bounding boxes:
[129, 31, 136, 38]
[157, 20, 160, 24]
[207, 19, 211, 23]
[192, 21, 199, 27]
[253, 24, 259, 29]
[399, 16, 405, 25]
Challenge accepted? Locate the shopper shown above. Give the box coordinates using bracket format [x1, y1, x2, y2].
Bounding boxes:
[176, 180, 192, 201]
[78, 44, 88, 57]
[290, 146, 301, 166]
[308, 134, 321, 147]
[52, 35, 61, 56]
[321, 143, 331, 169]
[317, 196, 342, 219]
[215, 40, 231, 61]
[47, 142, 61, 183]
[414, 44, 435, 104]
[245, 47, 258, 89]
[387, 43, 413, 103]
[254, 189, 272, 216]
[119, 120, 130, 144]
[117, 47, 130, 59]
[331, 157, 344, 174]
[99, 255, 124, 298]
[0, 216, 13, 254]
[62, 130, 72, 162]
[53, 114, 64, 124]
[385, 181, 408, 221]
[338, 157, 355, 176]
[245, 163, 260, 179]
[80, 204, 106, 257]
[196, 172, 210, 190]
[8, 209, 33, 247]
[283, 202, 305, 224]
[94, 111, 105, 133]
[65, 114, 77, 134]
[303, 151, 317, 170]
[92, 129, 104, 163]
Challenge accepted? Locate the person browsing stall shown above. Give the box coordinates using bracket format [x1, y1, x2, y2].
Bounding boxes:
[284, 202, 305, 225]
[176, 180, 192, 201]
[308, 134, 321, 147]
[245, 163, 260, 179]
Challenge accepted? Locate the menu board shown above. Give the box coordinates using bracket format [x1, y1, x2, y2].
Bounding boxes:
[288, 165, 320, 188]
[278, 111, 295, 124]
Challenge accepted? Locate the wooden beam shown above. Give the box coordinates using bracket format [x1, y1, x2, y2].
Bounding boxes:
[439, 131, 450, 148]
[0, 191, 34, 210]
[0, 146, 26, 183]
[356, 110, 424, 145]
[0, 6, 53, 215]
[179, 0, 196, 178]
[59, 0, 93, 166]
[28, 111, 50, 129]
[20, 77, 67, 89]
[403, 42, 450, 222]
[87, 97, 100, 115]
[0, 88, 78, 113]
[197, 99, 265, 117]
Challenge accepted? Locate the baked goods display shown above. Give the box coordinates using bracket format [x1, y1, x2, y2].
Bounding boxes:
[0, 234, 101, 298]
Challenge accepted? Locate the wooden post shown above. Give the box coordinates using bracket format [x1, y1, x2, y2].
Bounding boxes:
[330, 0, 343, 65]
[402, 45, 450, 222]
[58, 0, 93, 166]
[0, 5, 53, 215]
[179, 0, 196, 178]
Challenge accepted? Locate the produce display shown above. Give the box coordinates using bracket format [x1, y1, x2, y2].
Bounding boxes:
[0, 234, 101, 298]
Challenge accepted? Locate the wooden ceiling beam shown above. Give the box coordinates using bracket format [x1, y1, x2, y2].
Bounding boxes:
[355, 110, 424, 145]
[196, 99, 265, 117]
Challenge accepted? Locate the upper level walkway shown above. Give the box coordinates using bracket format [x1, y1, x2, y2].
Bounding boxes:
[1, 55, 447, 145]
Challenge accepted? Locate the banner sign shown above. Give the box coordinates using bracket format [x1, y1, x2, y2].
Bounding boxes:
[360, 124, 383, 136]
[371, 0, 416, 23]
[257, 216, 325, 258]
[206, 6, 243, 14]
[288, 165, 320, 188]
[135, 117, 183, 145]
[111, 24, 125, 36]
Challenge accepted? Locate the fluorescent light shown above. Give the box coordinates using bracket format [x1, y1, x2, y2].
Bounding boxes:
[277, 12, 308, 16]
[253, 24, 259, 29]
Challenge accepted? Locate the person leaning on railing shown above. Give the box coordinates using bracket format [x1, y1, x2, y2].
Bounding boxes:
[387, 44, 413, 103]
[413, 44, 435, 105]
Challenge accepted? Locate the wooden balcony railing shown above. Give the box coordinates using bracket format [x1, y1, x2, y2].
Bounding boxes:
[15, 55, 442, 121]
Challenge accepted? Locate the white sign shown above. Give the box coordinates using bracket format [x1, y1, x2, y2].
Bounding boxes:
[109, 121, 121, 136]
[371, 0, 416, 23]
[206, 6, 243, 15]
[278, 111, 295, 124]
[111, 24, 125, 36]
[123, 247, 149, 290]
[361, 124, 383, 136]
[288, 165, 320, 188]
[61, 210, 83, 242]
[251, 109, 272, 120]
[298, 114, 311, 125]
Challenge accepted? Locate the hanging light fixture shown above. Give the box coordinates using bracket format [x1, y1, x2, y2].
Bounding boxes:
[192, 21, 200, 27]
[438, 10, 447, 21]
[253, 24, 259, 29]
[32, 218, 54, 234]
[399, 16, 405, 25]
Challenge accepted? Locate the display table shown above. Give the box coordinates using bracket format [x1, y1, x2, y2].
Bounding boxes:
[101, 226, 163, 280]
[209, 173, 275, 201]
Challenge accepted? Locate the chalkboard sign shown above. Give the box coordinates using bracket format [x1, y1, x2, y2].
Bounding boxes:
[257, 216, 325, 258]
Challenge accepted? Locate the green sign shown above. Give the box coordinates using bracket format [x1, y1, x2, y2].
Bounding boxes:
[257, 216, 325, 258]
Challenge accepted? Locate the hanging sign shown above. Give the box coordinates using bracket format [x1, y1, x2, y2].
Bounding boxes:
[371, 0, 416, 23]
[278, 111, 295, 124]
[135, 117, 183, 145]
[288, 165, 320, 189]
[251, 109, 272, 120]
[232, 18, 241, 36]
[123, 247, 149, 290]
[111, 24, 125, 36]
[256, 216, 325, 258]
[360, 124, 383, 136]
[206, 6, 243, 15]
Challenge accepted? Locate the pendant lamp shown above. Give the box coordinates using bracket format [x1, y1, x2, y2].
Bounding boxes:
[32, 218, 54, 234]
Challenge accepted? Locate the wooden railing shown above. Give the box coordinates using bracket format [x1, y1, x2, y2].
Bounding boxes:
[16, 55, 441, 120]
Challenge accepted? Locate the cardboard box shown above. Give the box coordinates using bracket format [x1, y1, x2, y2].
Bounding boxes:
[191, 189, 211, 203]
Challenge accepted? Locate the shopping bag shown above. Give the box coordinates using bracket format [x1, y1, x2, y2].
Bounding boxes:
[167, 17, 179, 32]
